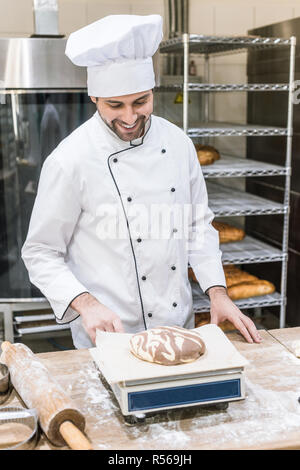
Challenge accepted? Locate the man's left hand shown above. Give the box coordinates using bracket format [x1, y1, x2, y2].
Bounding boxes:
[207, 286, 262, 343]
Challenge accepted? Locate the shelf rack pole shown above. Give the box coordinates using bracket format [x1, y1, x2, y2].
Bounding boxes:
[204, 53, 210, 144]
[280, 35, 296, 328]
[183, 32, 189, 133]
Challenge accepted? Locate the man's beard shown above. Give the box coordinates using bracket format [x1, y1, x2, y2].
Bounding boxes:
[99, 113, 147, 142]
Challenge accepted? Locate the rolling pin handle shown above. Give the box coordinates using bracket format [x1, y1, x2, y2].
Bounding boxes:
[59, 421, 93, 450]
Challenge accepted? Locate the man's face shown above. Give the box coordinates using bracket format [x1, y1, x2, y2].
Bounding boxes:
[91, 90, 153, 142]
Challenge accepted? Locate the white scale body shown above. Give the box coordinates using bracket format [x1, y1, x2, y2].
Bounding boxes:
[90, 324, 248, 421]
[111, 367, 246, 417]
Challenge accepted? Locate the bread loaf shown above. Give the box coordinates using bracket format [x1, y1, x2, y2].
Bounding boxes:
[189, 265, 257, 286]
[188, 267, 197, 282]
[212, 221, 245, 244]
[195, 312, 236, 332]
[227, 280, 275, 301]
[225, 270, 258, 288]
[130, 326, 206, 365]
[223, 264, 241, 274]
[190, 264, 275, 301]
[195, 144, 220, 166]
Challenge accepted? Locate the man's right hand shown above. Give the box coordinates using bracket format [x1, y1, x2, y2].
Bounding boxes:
[71, 292, 125, 344]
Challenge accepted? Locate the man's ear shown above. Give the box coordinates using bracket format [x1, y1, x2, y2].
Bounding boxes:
[90, 96, 97, 104]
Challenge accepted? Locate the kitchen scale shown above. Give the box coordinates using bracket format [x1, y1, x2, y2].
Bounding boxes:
[90, 324, 248, 424]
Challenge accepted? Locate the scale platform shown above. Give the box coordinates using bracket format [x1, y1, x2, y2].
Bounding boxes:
[90, 324, 248, 423]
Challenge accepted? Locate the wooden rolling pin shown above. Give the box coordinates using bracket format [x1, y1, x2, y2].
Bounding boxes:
[0, 341, 93, 450]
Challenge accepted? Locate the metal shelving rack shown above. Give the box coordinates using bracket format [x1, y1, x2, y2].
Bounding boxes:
[159, 33, 296, 328]
[0, 298, 70, 343]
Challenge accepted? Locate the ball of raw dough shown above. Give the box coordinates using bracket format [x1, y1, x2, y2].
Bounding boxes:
[129, 326, 206, 366]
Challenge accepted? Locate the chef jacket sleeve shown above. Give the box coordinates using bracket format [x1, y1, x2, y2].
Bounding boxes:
[21, 155, 88, 324]
[187, 139, 226, 294]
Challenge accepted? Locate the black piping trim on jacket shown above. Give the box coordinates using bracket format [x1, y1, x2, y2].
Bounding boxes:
[55, 290, 90, 324]
[205, 285, 227, 296]
[106, 119, 152, 330]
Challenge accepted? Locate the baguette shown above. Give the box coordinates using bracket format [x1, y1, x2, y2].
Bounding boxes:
[212, 221, 245, 244]
[188, 267, 197, 282]
[227, 279, 275, 301]
[189, 265, 257, 285]
[225, 270, 258, 287]
[223, 264, 241, 275]
[189, 265, 275, 301]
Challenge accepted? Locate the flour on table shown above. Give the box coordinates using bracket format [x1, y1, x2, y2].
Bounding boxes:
[291, 340, 300, 358]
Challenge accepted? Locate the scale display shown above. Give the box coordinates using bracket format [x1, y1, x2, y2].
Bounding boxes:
[128, 378, 241, 411]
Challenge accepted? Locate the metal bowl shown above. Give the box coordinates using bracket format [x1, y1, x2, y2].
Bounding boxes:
[0, 406, 39, 450]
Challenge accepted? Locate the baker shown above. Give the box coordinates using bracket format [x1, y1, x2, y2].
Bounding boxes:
[21, 14, 262, 349]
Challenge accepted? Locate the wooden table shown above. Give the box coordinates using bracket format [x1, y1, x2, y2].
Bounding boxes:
[4, 327, 300, 450]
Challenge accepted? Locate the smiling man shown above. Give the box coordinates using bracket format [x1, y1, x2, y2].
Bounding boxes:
[93, 91, 153, 142]
[21, 15, 262, 348]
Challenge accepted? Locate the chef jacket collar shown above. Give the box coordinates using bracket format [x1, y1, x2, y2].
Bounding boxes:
[94, 111, 152, 148]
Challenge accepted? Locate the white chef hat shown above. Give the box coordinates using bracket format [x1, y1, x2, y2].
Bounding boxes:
[65, 14, 163, 98]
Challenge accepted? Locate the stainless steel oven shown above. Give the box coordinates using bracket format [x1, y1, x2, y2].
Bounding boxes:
[0, 38, 95, 303]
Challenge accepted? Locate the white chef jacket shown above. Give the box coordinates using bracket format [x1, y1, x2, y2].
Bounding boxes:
[22, 111, 226, 349]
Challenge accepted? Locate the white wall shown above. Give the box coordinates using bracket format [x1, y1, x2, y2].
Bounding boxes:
[187, 0, 299, 143]
[0, 0, 297, 157]
[189, 0, 300, 36]
[1, 0, 300, 38]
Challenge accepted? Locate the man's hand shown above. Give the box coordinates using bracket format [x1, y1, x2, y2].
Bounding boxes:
[207, 286, 262, 343]
[71, 293, 125, 344]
